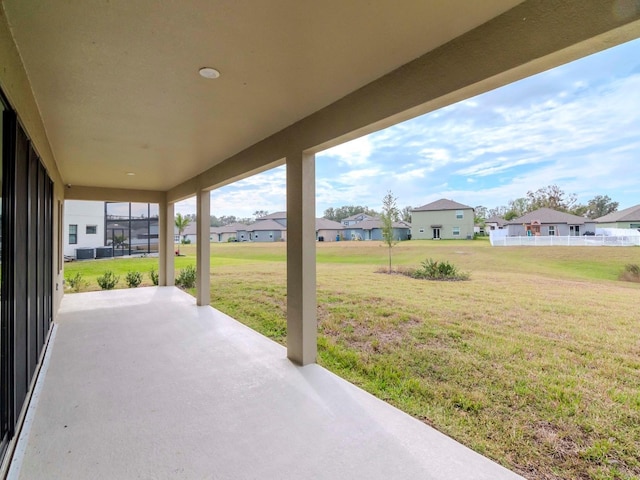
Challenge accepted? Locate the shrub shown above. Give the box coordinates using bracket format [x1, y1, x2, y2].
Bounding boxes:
[409, 258, 469, 281]
[149, 268, 159, 286]
[176, 265, 196, 289]
[181, 238, 191, 245]
[125, 271, 143, 288]
[619, 263, 640, 283]
[66, 272, 85, 292]
[97, 271, 120, 290]
[227, 237, 236, 242]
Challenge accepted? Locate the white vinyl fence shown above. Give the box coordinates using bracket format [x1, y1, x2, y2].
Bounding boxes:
[490, 229, 640, 247]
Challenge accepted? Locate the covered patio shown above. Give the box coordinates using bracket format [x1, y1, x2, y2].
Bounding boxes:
[8, 288, 521, 480]
[2, 0, 639, 476]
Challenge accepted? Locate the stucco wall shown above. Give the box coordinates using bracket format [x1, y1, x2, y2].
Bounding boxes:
[63, 200, 105, 257]
[598, 222, 640, 229]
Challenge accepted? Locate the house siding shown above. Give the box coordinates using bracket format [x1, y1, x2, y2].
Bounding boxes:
[598, 221, 640, 229]
[507, 222, 596, 236]
[252, 230, 282, 242]
[63, 200, 105, 257]
[367, 227, 410, 241]
[411, 209, 474, 240]
[317, 228, 341, 241]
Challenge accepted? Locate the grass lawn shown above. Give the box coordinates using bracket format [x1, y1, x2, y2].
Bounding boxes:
[64, 240, 640, 480]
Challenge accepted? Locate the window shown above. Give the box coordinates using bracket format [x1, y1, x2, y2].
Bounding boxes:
[174, 235, 180, 242]
[630, 223, 640, 229]
[86, 225, 97, 234]
[69, 224, 78, 244]
[419, 228, 424, 233]
[456, 210, 463, 219]
[452, 227, 460, 236]
[269, 234, 273, 238]
[548, 226, 555, 236]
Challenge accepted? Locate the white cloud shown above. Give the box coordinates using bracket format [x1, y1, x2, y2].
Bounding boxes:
[320, 135, 372, 166]
[393, 167, 429, 182]
[417, 147, 452, 171]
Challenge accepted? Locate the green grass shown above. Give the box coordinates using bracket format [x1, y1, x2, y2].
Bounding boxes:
[64, 241, 640, 480]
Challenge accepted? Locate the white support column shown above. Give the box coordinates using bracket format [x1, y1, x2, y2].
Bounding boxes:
[160, 200, 175, 286]
[286, 151, 317, 365]
[196, 189, 211, 306]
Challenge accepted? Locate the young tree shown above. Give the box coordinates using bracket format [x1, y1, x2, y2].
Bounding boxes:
[174, 213, 191, 255]
[381, 191, 400, 273]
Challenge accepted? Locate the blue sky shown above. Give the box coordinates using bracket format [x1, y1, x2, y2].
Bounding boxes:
[177, 37, 640, 218]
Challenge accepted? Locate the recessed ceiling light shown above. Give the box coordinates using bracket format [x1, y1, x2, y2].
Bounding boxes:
[126, 172, 135, 176]
[199, 67, 220, 79]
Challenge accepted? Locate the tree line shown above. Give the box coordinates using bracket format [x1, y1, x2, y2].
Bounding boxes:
[177, 211, 270, 228]
[474, 185, 619, 223]
[323, 205, 412, 223]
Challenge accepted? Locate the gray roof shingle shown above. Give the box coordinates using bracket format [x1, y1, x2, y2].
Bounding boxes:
[594, 204, 640, 223]
[411, 199, 473, 212]
[246, 219, 287, 232]
[506, 208, 592, 225]
[485, 216, 506, 226]
[315, 218, 344, 230]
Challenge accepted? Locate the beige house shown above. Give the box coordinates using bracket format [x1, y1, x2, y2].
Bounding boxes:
[411, 199, 475, 240]
[1, 1, 636, 477]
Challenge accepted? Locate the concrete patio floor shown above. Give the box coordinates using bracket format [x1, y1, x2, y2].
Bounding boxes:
[9, 287, 523, 479]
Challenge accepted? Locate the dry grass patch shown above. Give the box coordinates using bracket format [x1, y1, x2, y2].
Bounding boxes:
[209, 243, 640, 480]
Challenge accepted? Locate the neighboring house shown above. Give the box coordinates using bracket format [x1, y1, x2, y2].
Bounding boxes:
[236, 226, 250, 242]
[255, 212, 287, 240]
[64, 200, 105, 258]
[179, 223, 199, 243]
[343, 218, 411, 241]
[485, 216, 507, 231]
[259, 211, 287, 226]
[180, 223, 224, 243]
[341, 213, 375, 227]
[211, 223, 248, 242]
[245, 219, 287, 242]
[505, 208, 596, 236]
[316, 218, 344, 241]
[410, 199, 475, 240]
[594, 204, 640, 230]
[64, 200, 160, 258]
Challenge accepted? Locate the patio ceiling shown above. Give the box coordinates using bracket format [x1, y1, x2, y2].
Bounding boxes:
[3, 0, 523, 191]
[4, 1, 640, 198]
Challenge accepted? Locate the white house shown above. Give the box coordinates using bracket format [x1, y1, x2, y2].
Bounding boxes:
[64, 200, 105, 258]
